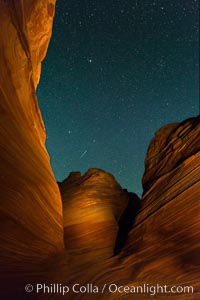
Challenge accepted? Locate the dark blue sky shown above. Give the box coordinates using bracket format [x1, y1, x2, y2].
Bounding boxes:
[37, 0, 199, 196]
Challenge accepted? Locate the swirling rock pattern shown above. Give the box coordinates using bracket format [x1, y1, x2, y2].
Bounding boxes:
[50, 117, 200, 300]
[0, 0, 64, 296]
[59, 168, 129, 265]
[142, 117, 200, 193]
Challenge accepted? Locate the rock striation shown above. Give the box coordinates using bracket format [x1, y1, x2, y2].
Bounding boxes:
[115, 116, 200, 299]
[142, 117, 200, 193]
[59, 168, 130, 264]
[49, 116, 200, 300]
[0, 0, 64, 296]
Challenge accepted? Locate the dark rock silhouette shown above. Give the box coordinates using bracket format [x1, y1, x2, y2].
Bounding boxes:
[114, 192, 141, 255]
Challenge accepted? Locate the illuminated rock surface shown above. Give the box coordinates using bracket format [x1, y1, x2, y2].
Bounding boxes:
[59, 168, 130, 264]
[0, 1, 200, 300]
[0, 0, 64, 297]
[49, 117, 200, 300]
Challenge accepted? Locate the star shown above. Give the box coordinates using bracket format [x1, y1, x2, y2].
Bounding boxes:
[37, 0, 198, 197]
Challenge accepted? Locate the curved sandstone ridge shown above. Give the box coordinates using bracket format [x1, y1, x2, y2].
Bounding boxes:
[142, 116, 200, 193]
[0, 1, 200, 299]
[59, 168, 130, 263]
[0, 0, 64, 292]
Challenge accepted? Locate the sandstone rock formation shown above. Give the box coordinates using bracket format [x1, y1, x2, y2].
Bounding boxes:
[59, 168, 130, 264]
[0, 1, 199, 300]
[115, 116, 200, 299]
[0, 0, 64, 296]
[142, 117, 200, 193]
[49, 116, 200, 300]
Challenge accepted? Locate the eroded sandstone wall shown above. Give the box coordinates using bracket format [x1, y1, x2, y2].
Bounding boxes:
[0, 0, 64, 290]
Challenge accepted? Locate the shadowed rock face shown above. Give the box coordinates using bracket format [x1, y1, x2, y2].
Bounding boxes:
[0, 1, 200, 300]
[114, 192, 141, 255]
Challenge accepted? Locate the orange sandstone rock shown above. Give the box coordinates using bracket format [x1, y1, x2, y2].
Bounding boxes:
[59, 168, 129, 264]
[0, 0, 64, 294]
[49, 117, 200, 300]
[142, 117, 200, 193]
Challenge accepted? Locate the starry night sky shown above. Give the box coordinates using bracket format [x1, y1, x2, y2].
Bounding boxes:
[37, 0, 199, 196]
